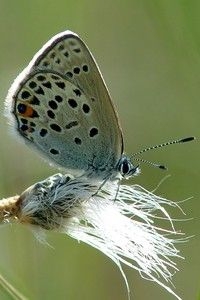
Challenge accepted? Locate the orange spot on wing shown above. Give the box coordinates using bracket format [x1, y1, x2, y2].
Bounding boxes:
[21, 105, 34, 117]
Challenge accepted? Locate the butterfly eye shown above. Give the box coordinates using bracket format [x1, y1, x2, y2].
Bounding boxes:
[121, 160, 130, 175]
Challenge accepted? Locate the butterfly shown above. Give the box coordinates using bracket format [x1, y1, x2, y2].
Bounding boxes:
[5, 31, 137, 180]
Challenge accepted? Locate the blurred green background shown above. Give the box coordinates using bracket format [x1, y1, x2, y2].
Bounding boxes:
[0, 1, 199, 299]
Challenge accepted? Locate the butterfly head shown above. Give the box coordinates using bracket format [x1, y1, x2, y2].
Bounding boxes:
[118, 156, 139, 179]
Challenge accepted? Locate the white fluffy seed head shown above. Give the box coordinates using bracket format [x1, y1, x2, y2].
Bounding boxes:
[13, 173, 184, 300]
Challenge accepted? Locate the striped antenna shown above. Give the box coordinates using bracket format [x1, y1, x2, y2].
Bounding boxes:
[132, 157, 167, 170]
[132, 137, 195, 157]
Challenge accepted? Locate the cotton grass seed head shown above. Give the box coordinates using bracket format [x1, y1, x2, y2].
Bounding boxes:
[0, 173, 185, 300]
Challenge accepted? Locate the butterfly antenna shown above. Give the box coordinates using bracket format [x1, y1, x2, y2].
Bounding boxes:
[133, 157, 167, 170]
[132, 136, 195, 157]
[131, 136, 195, 171]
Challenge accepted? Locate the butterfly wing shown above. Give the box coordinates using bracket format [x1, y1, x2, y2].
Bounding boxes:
[6, 31, 123, 178]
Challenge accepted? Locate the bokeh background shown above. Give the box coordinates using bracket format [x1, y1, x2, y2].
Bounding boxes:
[0, 1, 199, 299]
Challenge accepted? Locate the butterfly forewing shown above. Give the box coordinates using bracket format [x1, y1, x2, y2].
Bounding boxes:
[7, 31, 123, 178]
